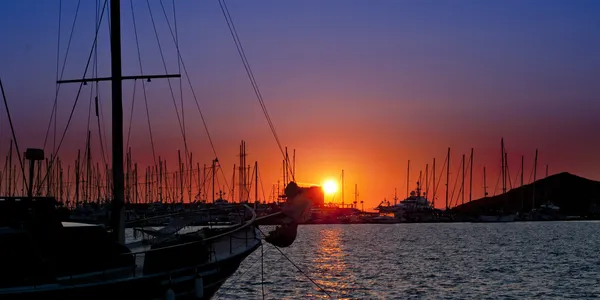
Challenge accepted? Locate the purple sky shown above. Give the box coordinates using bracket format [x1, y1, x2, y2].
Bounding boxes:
[1, 0, 599, 206]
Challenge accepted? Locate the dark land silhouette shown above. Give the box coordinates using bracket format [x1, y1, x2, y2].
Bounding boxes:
[452, 172, 600, 217]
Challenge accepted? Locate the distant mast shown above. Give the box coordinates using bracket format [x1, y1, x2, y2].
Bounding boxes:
[461, 154, 465, 205]
[483, 166, 488, 198]
[432, 158, 436, 208]
[341, 169, 344, 208]
[406, 160, 410, 198]
[501, 138, 506, 195]
[532, 149, 538, 209]
[446, 147, 450, 210]
[469, 148, 473, 202]
[425, 163, 429, 200]
[57, 0, 181, 242]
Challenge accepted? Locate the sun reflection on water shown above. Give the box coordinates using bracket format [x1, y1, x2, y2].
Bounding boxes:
[305, 227, 354, 299]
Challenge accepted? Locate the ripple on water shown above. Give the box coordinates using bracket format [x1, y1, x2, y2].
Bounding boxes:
[213, 222, 600, 299]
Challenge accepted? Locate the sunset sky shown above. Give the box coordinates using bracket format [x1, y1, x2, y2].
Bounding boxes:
[0, 0, 599, 210]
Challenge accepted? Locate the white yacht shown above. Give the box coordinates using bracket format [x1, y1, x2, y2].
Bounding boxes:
[377, 182, 433, 213]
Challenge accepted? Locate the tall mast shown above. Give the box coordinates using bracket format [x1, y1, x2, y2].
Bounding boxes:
[341, 169, 345, 208]
[425, 164, 429, 199]
[284, 147, 289, 184]
[469, 148, 473, 202]
[254, 161, 258, 203]
[432, 158, 436, 208]
[418, 170, 422, 196]
[446, 147, 450, 210]
[109, 0, 125, 243]
[354, 183, 358, 208]
[532, 149, 538, 210]
[501, 138, 506, 195]
[56, 0, 180, 242]
[461, 154, 465, 205]
[406, 160, 410, 198]
[483, 166, 488, 197]
[212, 158, 217, 203]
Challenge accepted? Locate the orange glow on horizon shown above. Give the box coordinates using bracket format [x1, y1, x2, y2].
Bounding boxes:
[322, 179, 338, 195]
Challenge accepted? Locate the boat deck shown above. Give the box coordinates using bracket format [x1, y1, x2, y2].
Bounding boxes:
[125, 225, 261, 277]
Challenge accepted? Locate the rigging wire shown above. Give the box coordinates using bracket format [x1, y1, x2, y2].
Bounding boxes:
[173, 0, 187, 171]
[449, 156, 462, 207]
[35, 0, 109, 196]
[95, 0, 110, 166]
[146, 0, 189, 159]
[528, 162, 535, 184]
[125, 80, 137, 150]
[53, 0, 62, 154]
[215, 244, 276, 299]
[156, 1, 220, 159]
[130, 0, 158, 167]
[94, 0, 108, 168]
[492, 168, 501, 196]
[84, 6, 100, 190]
[506, 162, 513, 190]
[0, 80, 28, 194]
[257, 227, 333, 298]
[433, 154, 448, 201]
[261, 243, 265, 300]
[217, 0, 294, 182]
[258, 166, 268, 202]
[453, 154, 473, 205]
[43, 0, 82, 151]
[511, 162, 522, 189]
[155, 0, 233, 194]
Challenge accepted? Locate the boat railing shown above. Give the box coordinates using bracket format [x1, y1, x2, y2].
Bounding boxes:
[126, 205, 243, 227]
[3, 205, 261, 291]
[1, 204, 270, 292]
[122, 204, 260, 276]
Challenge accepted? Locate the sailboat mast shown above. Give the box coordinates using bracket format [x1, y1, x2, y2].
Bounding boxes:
[406, 160, 410, 198]
[212, 159, 217, 203]
[501, 138, 506, 195]
[354, 183, 357, 208]
[446, 147, 450, 210]
[469, 148, 473, 202]
[432, 158, 436, 208]
[425, 164, 429, 199]
[255, 161, 258, 203]
[341, 169, 345, 208]
[54, 0, 181, 238]
[461, 154, 465, 205]
[109, 0, 125, 243]
[532, 149, 538, 209]
[483, 166, 487, 197]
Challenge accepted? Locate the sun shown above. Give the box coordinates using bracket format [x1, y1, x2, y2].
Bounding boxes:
[322, 179, 338, 195]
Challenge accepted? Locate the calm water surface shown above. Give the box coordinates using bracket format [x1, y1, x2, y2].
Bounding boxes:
[214, 222, 600, 299]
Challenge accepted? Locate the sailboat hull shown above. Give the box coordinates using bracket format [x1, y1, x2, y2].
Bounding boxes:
[0, 240, 260, 300]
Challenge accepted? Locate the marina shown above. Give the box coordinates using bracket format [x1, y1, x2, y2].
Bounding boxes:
[1, 0, 599, 299]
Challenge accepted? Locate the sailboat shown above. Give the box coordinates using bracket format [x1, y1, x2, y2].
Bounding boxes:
[0, 1, 309, 299]
[476, 138, 517, 222]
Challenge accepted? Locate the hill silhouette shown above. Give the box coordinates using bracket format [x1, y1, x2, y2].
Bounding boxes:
[452, 172, 600, 216]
